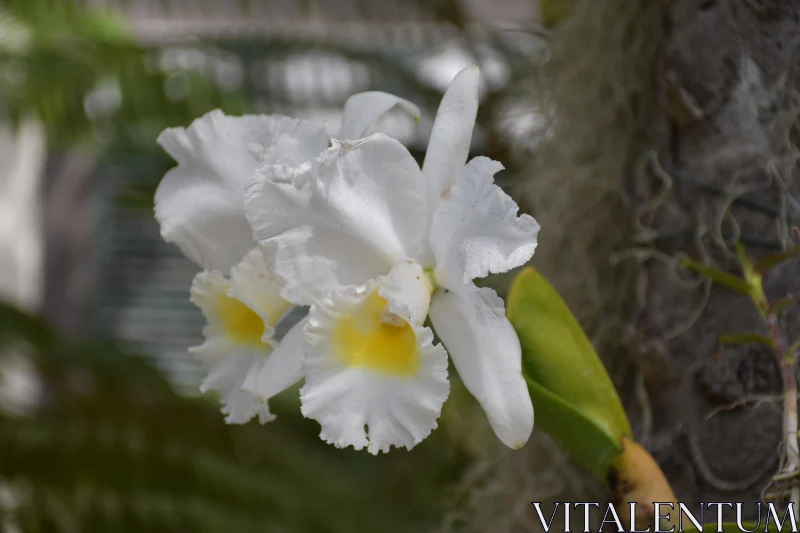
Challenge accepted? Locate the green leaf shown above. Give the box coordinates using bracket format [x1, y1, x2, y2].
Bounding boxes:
[771, 296, 796, 315]
[735, 241, 754, 272]
[524, 377, 622, 477]
[735, 241, 763, 290]
[733, 242, 770, 316]
[717, 333, 774, 348]
[506, 267, 631, 479]
[679, 258, 751, 296]
[755, 246, 800, 274]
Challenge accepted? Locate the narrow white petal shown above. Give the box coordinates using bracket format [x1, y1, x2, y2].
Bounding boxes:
[300, 279, 449, 454]
[338, 91, 421, 140]
[430, 156, 539, 294]
[155, 110, 328, 271]
[241, 317, 307, 401]
[421, 66, 480, 213]
[245, 134, 428, 304]
[429, 288, 533, 449]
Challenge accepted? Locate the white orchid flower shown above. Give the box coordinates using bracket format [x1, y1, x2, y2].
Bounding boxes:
[244, 66, 540, 452]
[154, 94, 420, 273]
[154, 94, 419, 422]
[189, 249, 302, 423]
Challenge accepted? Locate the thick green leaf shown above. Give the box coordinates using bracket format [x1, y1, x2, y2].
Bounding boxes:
[524, 377, 621, 477]
[506, 267, 631, 479]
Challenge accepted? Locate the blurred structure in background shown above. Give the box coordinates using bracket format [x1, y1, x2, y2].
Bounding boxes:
[0, 118, 45, 314]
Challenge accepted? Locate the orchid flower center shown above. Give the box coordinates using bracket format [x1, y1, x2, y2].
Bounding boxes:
[216, 295, 267, 347]
[331, 290, 419, 377]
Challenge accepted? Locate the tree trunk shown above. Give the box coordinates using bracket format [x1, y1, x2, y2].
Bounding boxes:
[456, 1, 800, 530]
[628, 0, 799, 512]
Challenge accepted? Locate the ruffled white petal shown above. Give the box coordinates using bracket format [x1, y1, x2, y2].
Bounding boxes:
[338, 91, 421, 140]
[158, 109, 329, 177]
[241, 317, 307, 401]
[244, 134, 428, 304]
[155, 109, 328, 271]
[430, 156, 540, 295]
[190, 269, 276, 424]
[421, 66, 480, 215]
[257, 225, 387, 306]
[429, 287, 533, 449]
[300, 278, 448, 454]
[192, 339, 275, 424]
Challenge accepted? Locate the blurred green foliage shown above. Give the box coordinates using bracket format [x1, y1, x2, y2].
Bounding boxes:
[0, 300, 468, 532]
[0, 0, 246, 144]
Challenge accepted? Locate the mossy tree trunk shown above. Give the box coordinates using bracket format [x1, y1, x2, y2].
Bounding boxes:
[623, 0, 800, 511]
[465, 1, 800, 529]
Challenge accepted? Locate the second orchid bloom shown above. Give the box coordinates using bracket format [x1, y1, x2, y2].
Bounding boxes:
[154, 66, 540, 453]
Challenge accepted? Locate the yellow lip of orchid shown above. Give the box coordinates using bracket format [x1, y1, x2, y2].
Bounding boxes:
[327, 260, 435, 379]
[300, 261, 449, 454]
[215, 294, 268, 348]
[332, 289, 420, 377]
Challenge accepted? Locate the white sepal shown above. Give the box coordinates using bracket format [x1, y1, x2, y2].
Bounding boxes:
[429, 287, 533, 449]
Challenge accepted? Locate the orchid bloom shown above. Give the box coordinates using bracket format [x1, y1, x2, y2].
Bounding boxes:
[188, 248, 300, 423]
[154, 94, 419, 422]
[244, 66, 540, 452]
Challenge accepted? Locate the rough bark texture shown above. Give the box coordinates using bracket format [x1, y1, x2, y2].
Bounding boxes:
[631, 0, 800, 511]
